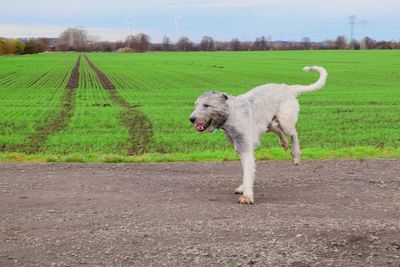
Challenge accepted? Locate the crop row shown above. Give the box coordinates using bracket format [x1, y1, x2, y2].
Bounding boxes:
[43, 55, 129, 154]
[0, 56, 74, 89]
[0, 54, 78, 151]
[78, 57, 103, 89]
[0, 53, 146, 155]
[0, 69, 70, 89]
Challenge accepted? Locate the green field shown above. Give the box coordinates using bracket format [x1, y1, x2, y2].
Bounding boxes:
[0, 50, 399, 162]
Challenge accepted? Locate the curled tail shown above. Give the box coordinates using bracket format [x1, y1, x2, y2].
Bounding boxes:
[290, 66, 328, 94]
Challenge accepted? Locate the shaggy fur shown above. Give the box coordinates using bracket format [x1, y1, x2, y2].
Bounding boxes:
[190, 66, 328, 204]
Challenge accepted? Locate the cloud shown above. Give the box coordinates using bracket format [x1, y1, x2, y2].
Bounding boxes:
[0, 24, 169, 42]
[0, 0, 399, 42]
[173, 0, 400, 11]
[3, 0, 399, 17]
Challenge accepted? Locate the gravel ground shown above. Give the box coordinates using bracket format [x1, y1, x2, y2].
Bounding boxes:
[1, 159, 400, 266]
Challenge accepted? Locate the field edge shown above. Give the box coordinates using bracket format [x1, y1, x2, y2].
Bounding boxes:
[0, 146, 399, 163]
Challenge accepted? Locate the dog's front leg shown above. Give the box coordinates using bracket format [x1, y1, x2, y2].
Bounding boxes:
[238, 150, 256, 204]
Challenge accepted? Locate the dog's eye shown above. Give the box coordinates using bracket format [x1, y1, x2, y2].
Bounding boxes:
[203, 104, 210, 108]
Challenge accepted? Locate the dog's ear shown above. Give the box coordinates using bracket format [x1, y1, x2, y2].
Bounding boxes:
[221, 93, 229, 100]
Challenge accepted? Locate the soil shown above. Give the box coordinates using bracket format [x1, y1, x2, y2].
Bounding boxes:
[84, 55, 153, 155]
[1, 159, 400, 266]
[66, 55, 81, 90]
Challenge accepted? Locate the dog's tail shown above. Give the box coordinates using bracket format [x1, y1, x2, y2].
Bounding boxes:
[290, 66, 328, 94]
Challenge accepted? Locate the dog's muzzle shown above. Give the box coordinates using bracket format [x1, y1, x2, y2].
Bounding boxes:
[194, 120, 211, 132]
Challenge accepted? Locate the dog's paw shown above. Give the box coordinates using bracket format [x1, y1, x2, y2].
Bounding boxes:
[281, 141, 289, 150]
[234, 185, 243, 194]
[291, 152, 300, 165]
[237, 195, 253, 205]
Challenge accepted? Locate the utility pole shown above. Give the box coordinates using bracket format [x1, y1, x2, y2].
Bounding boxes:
[126, 20, 134, 36]
[66, 17, 73, 47]
[174, 15, 181, 42]
[348, 15, 357, 49]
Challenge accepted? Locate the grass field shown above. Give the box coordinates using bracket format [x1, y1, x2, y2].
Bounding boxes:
[44, 55, 129, 155]
[0, 50, 399, 162]
[0, 54, 76, 152]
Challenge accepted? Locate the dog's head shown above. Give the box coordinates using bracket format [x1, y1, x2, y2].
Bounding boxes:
[189, 91, 229, 132]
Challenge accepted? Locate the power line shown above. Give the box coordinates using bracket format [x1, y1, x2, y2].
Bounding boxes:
[65, 17, 73, 46]
[367, 24, 400, 29]
[126, 20, 134, 36]
[174, 14, 181, 42]
[348, 15, 357, 48]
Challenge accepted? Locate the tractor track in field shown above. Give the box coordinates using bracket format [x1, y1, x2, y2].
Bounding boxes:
[19, 55, 81, 154]
[84, 55, 152, 155]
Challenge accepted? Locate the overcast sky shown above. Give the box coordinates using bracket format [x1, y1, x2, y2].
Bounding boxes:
[1, 0, 399, 42]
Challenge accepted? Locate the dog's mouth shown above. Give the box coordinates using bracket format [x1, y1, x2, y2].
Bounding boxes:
[195, 120, 211, 132]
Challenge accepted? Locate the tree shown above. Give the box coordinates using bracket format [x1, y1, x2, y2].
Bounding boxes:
[15, 40, 25, 54]
[361, 36, 376, 49]
[0, 39, 25, 55]
[125, 33, 151, 52]
[350, 39, 360, 50]
[36, 38, 50, 53]
[125, 35, 135, 49]
[231, 38, 241, 51]
[115, 41, 125, 50]
[335, 35, 347, 49]
[57, 28, 88, 51]
[176, 36, 193, 51]
[200, 36, 215, 51]
[389, 41, 400, 49]
[22, 40, 37, 54]
[137, 33, 151, 51]
[162, 36, 171, 51]
[376, 41, 390, 49]
[0, 39, 5, 55]
[253, 36, 267, 50]
[323, 39, 336, 49]
[4, 39, 16, 54]
[301, 37, 311, 50]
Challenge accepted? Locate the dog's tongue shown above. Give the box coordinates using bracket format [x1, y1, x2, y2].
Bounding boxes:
[195, 123, 204, 131]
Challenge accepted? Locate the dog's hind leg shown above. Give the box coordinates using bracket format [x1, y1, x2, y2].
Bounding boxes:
[290, 130, 301, 165]
[267, 122, 289, 150]
[278, 123, 301, 165]
[277, 99, 301, 165]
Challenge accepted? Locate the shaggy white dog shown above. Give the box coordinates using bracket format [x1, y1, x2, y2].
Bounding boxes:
[190, 66, 328, 204]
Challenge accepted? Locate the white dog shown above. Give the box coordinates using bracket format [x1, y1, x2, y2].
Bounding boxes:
[190, 66, 328, 204]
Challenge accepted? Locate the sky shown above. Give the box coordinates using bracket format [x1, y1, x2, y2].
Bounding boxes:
[1, 0, 400, 43]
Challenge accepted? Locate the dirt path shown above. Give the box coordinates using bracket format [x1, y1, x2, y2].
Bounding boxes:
[84, 55, 153, 155]
[22, 55, 81, 154]
[1, 159, 399, 266]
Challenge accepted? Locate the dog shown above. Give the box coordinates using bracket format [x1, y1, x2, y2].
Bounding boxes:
[189, 66, 328, 204]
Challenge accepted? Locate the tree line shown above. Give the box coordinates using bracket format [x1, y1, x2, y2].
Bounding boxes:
[1, 28, 400, 55]
[0, 38, 50, 55]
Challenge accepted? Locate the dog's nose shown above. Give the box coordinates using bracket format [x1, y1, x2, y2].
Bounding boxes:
[189, 116, 196, 123]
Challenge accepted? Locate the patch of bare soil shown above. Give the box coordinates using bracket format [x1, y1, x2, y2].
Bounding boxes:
[20, 55, 81, 154]
[84, 55, 153, 155]
[1, 159, 399, 266]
